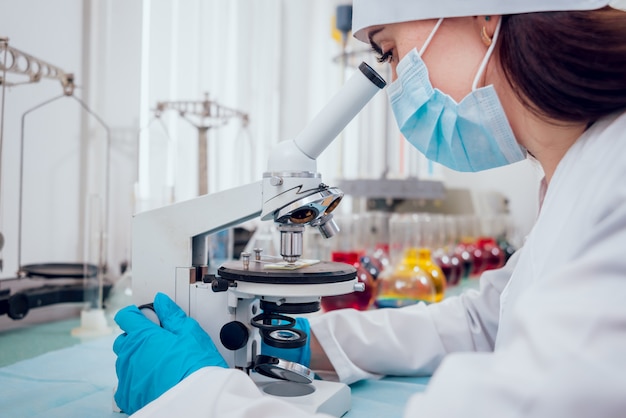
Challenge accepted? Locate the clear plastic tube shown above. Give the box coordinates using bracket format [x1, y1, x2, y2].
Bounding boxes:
[84, 193, 104, 310]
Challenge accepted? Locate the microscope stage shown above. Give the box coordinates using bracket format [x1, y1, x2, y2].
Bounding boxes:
[218, 260, 356, 285]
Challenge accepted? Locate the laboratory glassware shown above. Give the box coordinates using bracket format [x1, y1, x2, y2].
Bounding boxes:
[376, 213, 441, 307]
[434, 215, 463, 286]
[321, 214, 378, 311]
[321, 250, 378, 311]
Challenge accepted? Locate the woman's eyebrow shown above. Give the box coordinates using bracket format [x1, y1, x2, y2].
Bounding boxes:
[368, 28, 385, 54]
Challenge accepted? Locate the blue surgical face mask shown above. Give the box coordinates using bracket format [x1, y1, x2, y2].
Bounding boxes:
[388, 18, 526, 172]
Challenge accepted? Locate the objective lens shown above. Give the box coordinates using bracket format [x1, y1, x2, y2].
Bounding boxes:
[289, 207, 317, 224]
[316, 215, 340, 239]
[325, 197, 342, 215]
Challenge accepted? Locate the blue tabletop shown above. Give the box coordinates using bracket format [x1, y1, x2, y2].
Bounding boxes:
[0, 326, 429, 417]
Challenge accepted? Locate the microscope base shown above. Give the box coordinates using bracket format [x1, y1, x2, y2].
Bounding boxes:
[255, 376, 351, 417]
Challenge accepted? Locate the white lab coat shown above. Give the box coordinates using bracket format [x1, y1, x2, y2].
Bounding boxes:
[132, 111, 626, 418]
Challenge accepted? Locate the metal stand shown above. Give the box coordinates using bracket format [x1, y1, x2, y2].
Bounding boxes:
[0, 38, 112, 322]
[153, 93, 248, 196]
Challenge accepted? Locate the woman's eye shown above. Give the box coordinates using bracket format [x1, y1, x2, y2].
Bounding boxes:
[376, 50, 393, 64]
[371, 45, 394, 64]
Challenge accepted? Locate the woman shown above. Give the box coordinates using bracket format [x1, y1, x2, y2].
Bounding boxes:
[113, 1, 626, 416]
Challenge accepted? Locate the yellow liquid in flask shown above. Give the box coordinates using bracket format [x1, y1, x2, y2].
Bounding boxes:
[376, 248, 446, 307]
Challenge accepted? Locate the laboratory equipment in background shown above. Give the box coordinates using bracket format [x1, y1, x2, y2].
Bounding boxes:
[412, 213, 446, 300]
[71, 195, 112, 337]
[337, 184, 518, 300]
[455, 214, 507, 279]
[455, 215, 482, 279]
[320, 214, 379, 312]
[150, 93, 249, 197]
[376, 213, 445, 308]
[433, 216, 463, 286]
[475, 216, 507, 272]
[358, 211, 391, 275]
[333, 4, 353, 52]
[494, 214, 518, 263]
[0, 39, 112, 329]
[131, 62, 386, 416]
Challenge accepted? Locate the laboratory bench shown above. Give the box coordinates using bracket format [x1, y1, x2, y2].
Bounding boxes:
[0, 279, 479, 417]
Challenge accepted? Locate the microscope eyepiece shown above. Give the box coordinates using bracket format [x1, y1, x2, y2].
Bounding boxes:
[358, 62, 387, 89]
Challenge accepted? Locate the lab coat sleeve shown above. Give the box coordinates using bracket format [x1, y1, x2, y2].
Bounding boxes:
[309, 249, 520, 384]
[404, 200, 626, 417]
[131, 367, 333, 418]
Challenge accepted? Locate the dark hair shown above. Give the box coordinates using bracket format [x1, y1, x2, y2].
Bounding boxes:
[498, 6, 626, 124]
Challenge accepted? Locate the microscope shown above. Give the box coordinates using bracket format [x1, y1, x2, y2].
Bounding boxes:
[131, 62, 386, 416]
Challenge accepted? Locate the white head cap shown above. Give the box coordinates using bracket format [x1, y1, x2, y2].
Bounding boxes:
[352, 0, 612, 42]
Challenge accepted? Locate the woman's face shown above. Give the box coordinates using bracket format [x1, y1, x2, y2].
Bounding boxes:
[366, 16, 533, 153]
[366, 16, 590, 181]
[366, 17, 497, 102]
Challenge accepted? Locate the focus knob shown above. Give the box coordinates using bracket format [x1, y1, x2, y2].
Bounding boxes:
[211, 277, 230, 292]
[220, 321, 249, 351]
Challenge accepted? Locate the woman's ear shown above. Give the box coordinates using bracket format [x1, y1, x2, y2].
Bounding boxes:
[476, 15, 501, 46]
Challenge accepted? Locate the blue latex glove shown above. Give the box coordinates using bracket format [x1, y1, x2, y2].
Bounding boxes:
[113, 292, 227, 415]
[261, 317, 311, 367]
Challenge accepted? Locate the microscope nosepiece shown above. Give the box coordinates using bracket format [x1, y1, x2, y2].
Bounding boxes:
[288, 207, 318, 224]
[274, 186, 343, 226]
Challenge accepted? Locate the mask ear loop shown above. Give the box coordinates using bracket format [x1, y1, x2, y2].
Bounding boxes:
[418, 18, 444, 56]
[471, 18, 502, 91]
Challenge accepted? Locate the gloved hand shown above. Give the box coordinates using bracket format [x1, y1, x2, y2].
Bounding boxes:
[261, 317, 311, 367]
[113, 292, 228, 415]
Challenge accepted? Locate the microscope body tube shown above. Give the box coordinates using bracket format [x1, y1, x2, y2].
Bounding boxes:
[293, 63, 386, 160]
[262, 62, 385, 220]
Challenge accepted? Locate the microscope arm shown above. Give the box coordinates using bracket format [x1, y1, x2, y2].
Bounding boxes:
[132, 181, 262, 306]
[132, 62, 386, 308]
